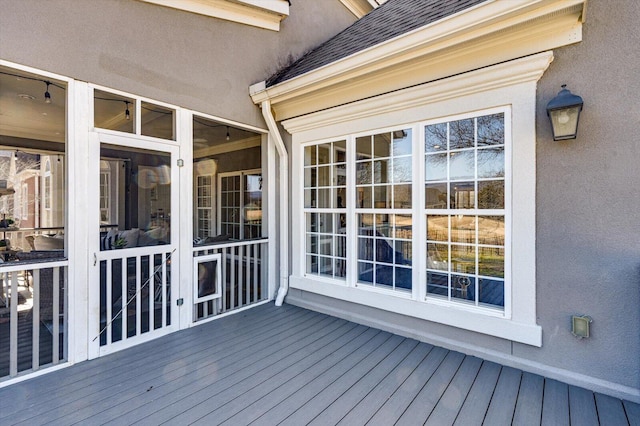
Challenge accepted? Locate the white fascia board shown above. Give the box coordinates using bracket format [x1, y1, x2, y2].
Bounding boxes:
[139, 0, 289, 31]
[250, 0, 584, 112]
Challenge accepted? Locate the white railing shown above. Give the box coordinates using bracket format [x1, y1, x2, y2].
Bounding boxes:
[193, 238, 268, 321]
[97, 246, 173, 347]
[0, 259, 68, 381]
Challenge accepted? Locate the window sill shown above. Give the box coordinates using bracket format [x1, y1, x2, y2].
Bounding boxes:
[290, 275, 542, 346]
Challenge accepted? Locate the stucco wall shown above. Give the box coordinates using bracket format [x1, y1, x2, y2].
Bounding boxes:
[527, 0, 640, 395]
[0, 0, 356, 129]
[286, 0, 640, 401]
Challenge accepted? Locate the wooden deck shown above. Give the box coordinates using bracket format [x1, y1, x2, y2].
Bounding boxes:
[0, 303, 638, 425]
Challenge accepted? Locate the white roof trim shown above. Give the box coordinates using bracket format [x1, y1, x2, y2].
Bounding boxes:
[139, 0, 289, 31]
[281, 51, 554, 135]
[339, 0, 374, 18]
[251, 0, 586, 119]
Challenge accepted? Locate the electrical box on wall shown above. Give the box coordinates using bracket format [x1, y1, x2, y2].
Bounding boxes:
[571, 315, 592, 339]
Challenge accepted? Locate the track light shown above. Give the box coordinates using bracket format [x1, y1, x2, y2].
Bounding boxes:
[125, 101, 131, 120]
[44, 81, 51, 104]
[226, 126, 230, 141]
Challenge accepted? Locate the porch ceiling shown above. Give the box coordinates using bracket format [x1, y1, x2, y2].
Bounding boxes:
[0, 303, 638, 425]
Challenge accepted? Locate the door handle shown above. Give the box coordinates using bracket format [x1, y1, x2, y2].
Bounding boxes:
[93, 253, 97, 266]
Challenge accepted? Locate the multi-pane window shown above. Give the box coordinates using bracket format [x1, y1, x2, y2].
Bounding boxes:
[355, 129, 412, 291]
[243, 173, 263, 239]
[219, 171, 262, 240]
[425, 113, 505, 309]
[304, 141, 347, 279]
[219, 174, 241, 240]
[299, 112, 507, 311]
[196, 175, 213, 239]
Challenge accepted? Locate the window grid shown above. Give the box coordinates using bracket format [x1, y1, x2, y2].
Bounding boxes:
[99, 171, 110, 223]
[196, 175, 213, 239]
[220, 175, 241, 240]
[219, 171, 263, 241]
[303, 141, 347, 280]
[355, 129, 413, 292]
[357, 213, 412, 292]
[425, 113, 505, 310]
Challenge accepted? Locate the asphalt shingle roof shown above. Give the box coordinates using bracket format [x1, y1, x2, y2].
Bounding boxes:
[267, 0, 487, 86]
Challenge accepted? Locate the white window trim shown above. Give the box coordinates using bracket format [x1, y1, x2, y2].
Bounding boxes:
[288, 52, 553, 347]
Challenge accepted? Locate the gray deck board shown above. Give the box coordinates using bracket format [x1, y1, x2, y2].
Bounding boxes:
[424, 355, 483, 426]
[0, 303, 636, 426]
[483, 365, 522, 425]
[211, 324, 377, 426]
[14, 305, 328, 425]
[274, 336, 413, 426]
[624, 400, 640, 426]
[512, 372, 544, 425]
[541, 379, 570, 426]
[396, 351, 466, 425]
[279, 338, 419, 426]
[190, 324, 383, 425]
[453, 361, 502, 426]
[595, 392, 631, 426]
[365, 345, 449, 424]
[251, 333, 402, 426]
[105, 312, 349, 425]
[0, 301, 286, 419]
[145, 333, 391, 424]
[190, 324, 378, 425]
[336, 342, 434, 426]
[568, 385, 598, 426]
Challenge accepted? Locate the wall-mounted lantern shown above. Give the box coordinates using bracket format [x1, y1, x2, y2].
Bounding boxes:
[546, 85, 584, 141]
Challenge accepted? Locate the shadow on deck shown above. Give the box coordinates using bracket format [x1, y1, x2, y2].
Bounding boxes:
[0, 303, 638, 425]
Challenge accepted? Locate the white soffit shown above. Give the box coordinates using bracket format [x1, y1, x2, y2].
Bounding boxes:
[139, 0, 289, 31]
[251, 0, 586, 119]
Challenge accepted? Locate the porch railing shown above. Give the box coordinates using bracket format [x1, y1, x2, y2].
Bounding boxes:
[0, 259, 68, 381]
[193, 238, 268, 322]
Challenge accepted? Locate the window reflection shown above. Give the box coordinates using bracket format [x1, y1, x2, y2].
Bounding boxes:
[99, 144, 171, 251]
[425, 123, 447, 152]
[357, 212, 412, 291]
[449, 118, 474, 149]
[192, 115, 263, 244]
[424, 112, 505, 309]
[450, 182, 475, 209]
[94, 90, 135, 133]
[141, 102, 175, 140]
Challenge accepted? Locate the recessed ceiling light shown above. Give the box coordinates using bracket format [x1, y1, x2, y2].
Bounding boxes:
[41, 112, 48, 116]
[18, 93, 35, 100]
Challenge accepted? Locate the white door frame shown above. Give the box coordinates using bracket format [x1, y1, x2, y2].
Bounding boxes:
[87, 131, 181, 358]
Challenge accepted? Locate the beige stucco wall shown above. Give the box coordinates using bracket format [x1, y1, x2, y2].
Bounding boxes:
[0, 0, 356, 128]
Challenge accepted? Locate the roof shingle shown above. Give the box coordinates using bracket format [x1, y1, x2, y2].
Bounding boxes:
[267, 0, 487, 86]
